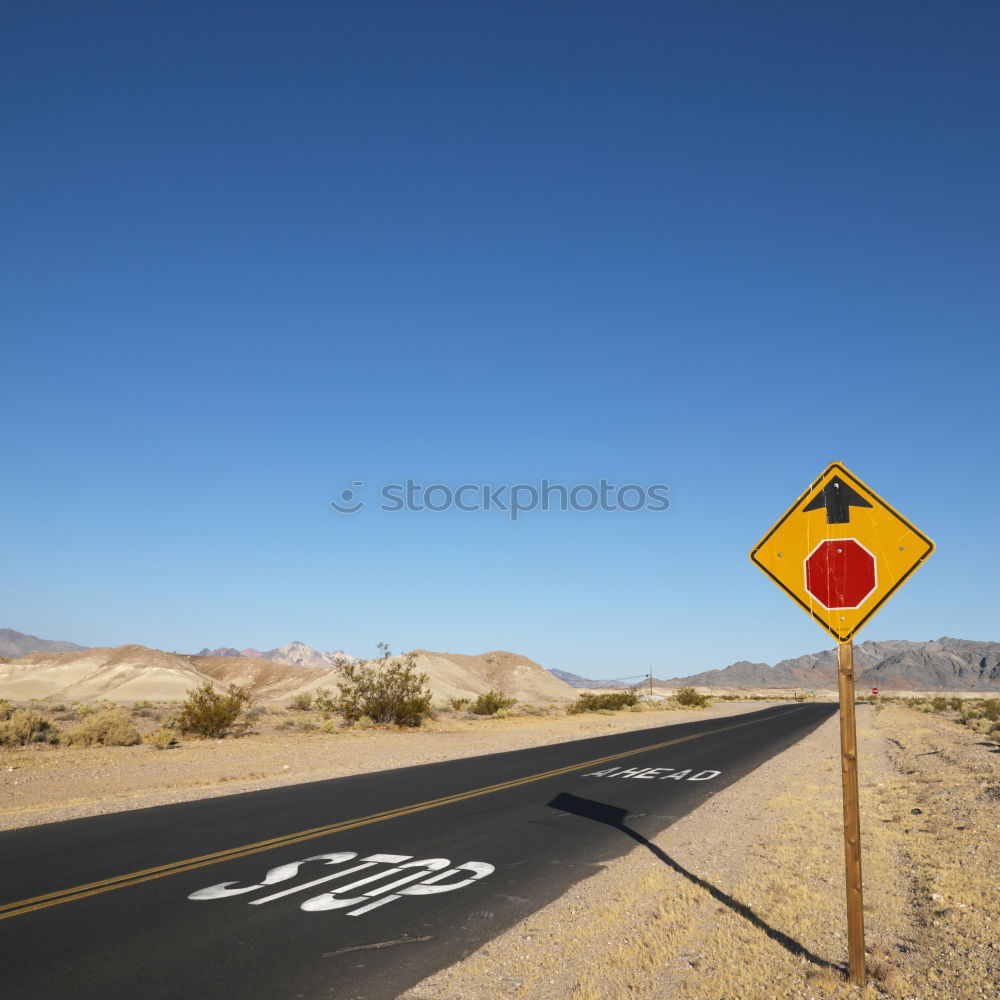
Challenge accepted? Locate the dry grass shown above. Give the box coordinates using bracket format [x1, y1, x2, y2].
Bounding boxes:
[142, 727, 177, 750]
[62, 709, 141, 747]
[0, 690, 724, 753]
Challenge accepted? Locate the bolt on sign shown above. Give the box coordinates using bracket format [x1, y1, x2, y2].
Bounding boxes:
[750, 462, 934, 642]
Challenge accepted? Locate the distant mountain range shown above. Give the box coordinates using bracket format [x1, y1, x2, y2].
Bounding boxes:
[0, 629, 88, 658]
[549, 669, 634, 689]
[667, 638, 1000, 691]
[5, 629, 999, 693]
[0, 630, 358, 670]
[196, 641, 357, 668]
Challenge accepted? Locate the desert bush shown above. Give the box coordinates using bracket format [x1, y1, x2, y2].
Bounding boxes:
[177, 682, 254, 738]
[354, 714, 375, 730]
[313, 687, 336, 713]
[288, 692, 313, 711]
[949, 697, 963, 711]
[980, 699, 1000, 723]
[0, 699, 14, 720]
[319, 719, 339, 734]
[144, 727, 177, 750]
[519, 703, 546, 716]
[336, 646, 433, 727]
[674, 687, 709, 708]
[62, 710, 141, 747]
[75, 702, 115, 717]
[470, 690, 517, 716]
[450, 697, 471, 711]
[569, 691, 640, 713]
[493, 708, 512, 719]
[930, 696, 948, 712]
[0, 709, 58, 746]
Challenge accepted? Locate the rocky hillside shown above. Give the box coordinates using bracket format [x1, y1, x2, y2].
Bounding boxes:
[670, 638, 1000, 691]
[196, 641, 356, 667]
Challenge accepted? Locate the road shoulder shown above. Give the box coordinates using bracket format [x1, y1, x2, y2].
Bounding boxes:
[403, 704, 999, 1000]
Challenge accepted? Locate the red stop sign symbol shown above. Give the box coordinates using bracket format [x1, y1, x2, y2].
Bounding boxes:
[804, 538, 877, 610]
[872, 687, 879, 695]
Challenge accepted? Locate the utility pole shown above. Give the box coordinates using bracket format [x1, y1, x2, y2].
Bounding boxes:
[648, 664, 653, 697]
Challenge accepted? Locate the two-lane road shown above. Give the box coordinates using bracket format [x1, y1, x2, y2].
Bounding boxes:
[1, 703, 836, 999]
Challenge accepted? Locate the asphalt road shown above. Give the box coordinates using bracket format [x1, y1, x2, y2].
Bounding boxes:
[1, 703, 836, 1000]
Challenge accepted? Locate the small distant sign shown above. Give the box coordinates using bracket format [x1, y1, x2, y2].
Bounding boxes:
[871, 687, 879, 696]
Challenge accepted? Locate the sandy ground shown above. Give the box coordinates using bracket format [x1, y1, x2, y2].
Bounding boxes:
[0, 701, 769, 831]
[401, 704, 1000, 1000]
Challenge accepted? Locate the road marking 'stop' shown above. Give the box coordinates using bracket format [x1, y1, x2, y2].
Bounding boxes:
[0, 706, 807, 921]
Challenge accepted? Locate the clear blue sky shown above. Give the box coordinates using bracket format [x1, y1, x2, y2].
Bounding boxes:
[3, 2, 997, 677]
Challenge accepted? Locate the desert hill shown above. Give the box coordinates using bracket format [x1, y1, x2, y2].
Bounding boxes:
[669, 638, 1000, 691]
[0, 644, 575, 704]
[406, 649, 575, 703]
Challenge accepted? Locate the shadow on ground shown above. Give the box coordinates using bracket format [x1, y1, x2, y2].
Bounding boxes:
[547, 791, 838, 971]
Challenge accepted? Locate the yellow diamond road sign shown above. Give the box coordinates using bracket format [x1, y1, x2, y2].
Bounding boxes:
[750, 462, 934, 643]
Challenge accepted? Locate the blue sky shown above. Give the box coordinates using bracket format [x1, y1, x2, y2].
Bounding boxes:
[3, 2, 998, 676]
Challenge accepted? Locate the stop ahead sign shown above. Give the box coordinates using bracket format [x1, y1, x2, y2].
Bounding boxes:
[750, 462, 934, 642]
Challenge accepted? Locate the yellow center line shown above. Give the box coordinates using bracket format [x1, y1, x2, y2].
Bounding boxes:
[0, 706, 806, 921]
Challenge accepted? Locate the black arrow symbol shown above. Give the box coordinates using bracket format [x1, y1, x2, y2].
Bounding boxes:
[802, 475, 872, 524]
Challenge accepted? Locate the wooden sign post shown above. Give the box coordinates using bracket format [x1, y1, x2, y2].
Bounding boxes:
[837, 640, 865, 985]
[750, 462, 934, 987]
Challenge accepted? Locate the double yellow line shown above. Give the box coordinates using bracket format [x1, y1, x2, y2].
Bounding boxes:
[0, 707, 802, 921]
